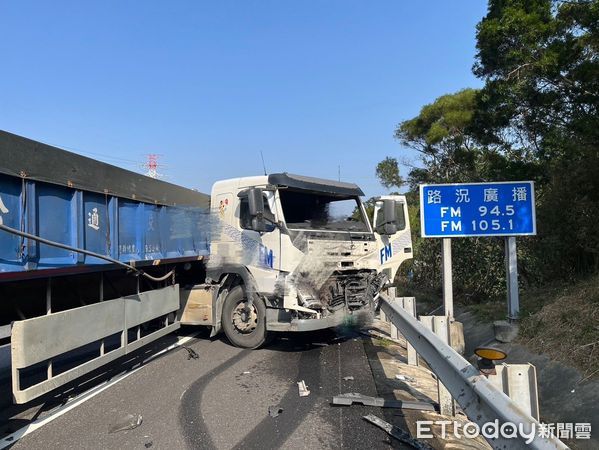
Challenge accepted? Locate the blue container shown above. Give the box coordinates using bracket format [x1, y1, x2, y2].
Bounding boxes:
[0, 173, 210, 275]
[0, 131, 210, 277]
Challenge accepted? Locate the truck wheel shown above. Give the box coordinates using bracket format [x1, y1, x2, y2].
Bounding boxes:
[222, 285, 268, 349]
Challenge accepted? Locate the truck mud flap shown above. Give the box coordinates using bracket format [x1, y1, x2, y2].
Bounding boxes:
[11, 285, 180, 404]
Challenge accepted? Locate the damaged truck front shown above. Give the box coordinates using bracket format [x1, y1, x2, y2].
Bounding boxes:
[192, 173, 413, 348]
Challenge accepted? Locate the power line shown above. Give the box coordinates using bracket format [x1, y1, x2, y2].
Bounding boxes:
[34, 138, 141, 164]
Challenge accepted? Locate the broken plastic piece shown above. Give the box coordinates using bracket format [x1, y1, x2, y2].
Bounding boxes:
[109, 413, 143, 433]
[363, 414, 433, 450]
[332, 393, 435, 412]
[395, 374, 416, 383]
[298, 380, 310, 397]
[268, 405, 283, 417]
[183, 347, 199, 360]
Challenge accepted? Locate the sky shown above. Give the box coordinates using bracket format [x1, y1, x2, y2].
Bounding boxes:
[0, 1, 488, 198]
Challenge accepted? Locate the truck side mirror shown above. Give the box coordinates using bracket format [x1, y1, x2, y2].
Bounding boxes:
[248, 188, 264, 217]
[247, 188, 267, 232]
[376, 199, 398, 235]
[383, 222, 398, 235]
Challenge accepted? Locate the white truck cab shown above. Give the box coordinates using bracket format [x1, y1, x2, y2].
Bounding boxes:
[192, 173, 412, 348]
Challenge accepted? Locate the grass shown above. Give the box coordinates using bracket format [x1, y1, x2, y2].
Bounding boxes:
[372, 337, 393, 348]
[517, 276, 599, 380]
[464, 279, 593, 325]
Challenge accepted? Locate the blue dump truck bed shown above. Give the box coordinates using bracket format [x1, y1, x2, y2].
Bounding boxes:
[0, 130, 210, 279]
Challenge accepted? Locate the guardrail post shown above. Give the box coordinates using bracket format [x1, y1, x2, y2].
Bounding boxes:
[449, 320, 465, 355]
[379, 308, 387, 323]
[388, 288, 399, 339]
[398, 297, 418, 366]
[390, 316, 399, 340]
[380, 287, 396, 323]
[420, 315, 455, 416]
[488, 363, 540, 420]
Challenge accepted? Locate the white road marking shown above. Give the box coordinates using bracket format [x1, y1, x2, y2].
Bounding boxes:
[0, 332, 200, 449]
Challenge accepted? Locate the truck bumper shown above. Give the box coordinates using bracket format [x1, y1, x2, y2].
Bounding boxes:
[266, 308, 373, 332]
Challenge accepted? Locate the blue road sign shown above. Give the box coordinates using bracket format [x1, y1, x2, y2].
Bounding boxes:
[419, 181, 536, 238]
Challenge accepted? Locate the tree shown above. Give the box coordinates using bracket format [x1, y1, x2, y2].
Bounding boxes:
[375, 157, 403, 190]
[395, 89, 485, 187]
[474, 0, 599, 156]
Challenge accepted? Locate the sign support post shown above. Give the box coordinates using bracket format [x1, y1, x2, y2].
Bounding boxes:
[505, 236, 520, 322]
[441, 238, 454, 318]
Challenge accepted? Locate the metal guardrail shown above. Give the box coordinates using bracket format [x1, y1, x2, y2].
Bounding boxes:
[379, 293, 568, 450]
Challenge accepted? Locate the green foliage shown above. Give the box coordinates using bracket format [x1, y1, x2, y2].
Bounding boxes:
[474, 0, 599, 277]
[397, 89, 477, 148]
[382, 0, 599, 305]
[375, 157, 403, 189]
[474, 0, 599, 158]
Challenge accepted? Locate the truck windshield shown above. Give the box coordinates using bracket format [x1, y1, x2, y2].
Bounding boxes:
[279, 190, 369, 231]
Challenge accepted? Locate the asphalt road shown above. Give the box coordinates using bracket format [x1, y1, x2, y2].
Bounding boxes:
[3, 328, 397, 449]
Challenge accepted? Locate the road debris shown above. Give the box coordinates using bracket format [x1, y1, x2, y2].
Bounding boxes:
[395, 374, 416, 383]
[298, 380, 310, 397]
[183, 347, 199, 360]
[268, 406, 284, 417]
[144, 442, 153, 448]
[343, 376, 355, 381]
[242, 371, 251, 375]
[109, 413, 143, 433]
[332, 393, 435, 412]
[363, 414, 433, 450]
[359, 329, 405, 346]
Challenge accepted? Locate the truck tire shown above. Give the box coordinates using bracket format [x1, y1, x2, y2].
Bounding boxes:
[222, 285, 268, 349]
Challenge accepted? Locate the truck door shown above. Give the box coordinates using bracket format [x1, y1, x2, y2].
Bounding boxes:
[238, 190, 280, 292]
[373, 195, 413, 282]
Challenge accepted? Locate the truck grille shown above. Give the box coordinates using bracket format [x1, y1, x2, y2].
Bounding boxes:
[318, 270, 387, 313]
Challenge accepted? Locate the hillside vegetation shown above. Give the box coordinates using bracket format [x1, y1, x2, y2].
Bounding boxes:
[519, 277, 599, 379]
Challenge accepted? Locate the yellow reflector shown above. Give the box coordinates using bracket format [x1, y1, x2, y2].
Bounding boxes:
[474, 347, 507, 361]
